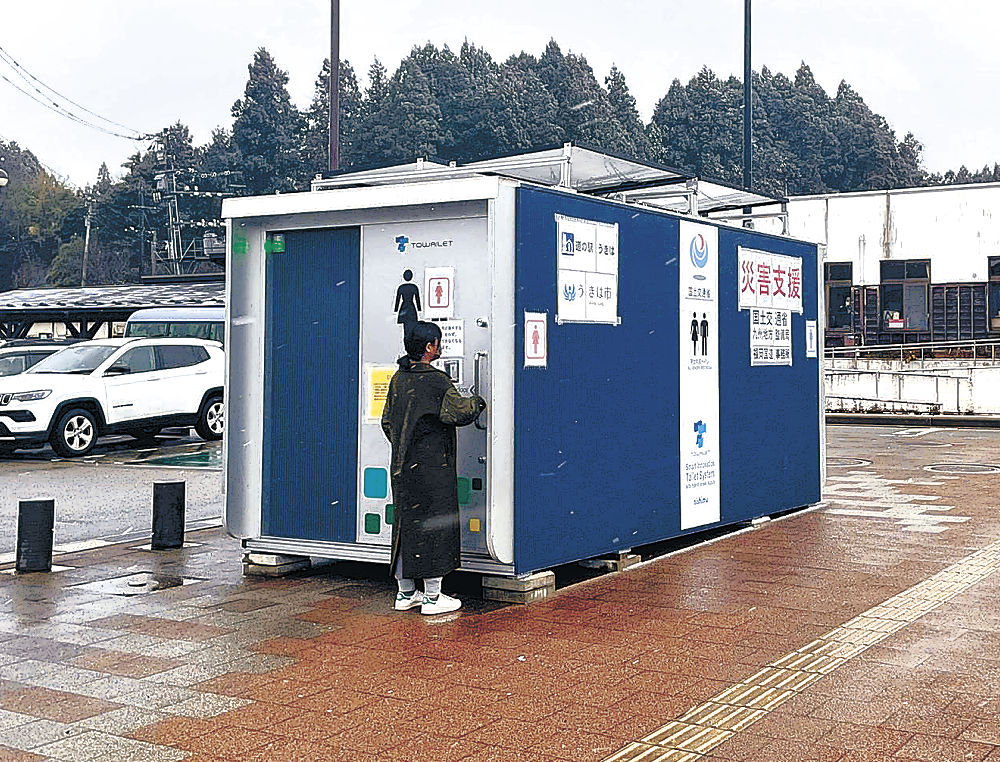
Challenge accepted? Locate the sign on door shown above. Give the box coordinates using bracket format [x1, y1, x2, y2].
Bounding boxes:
[424, 267, 455, 319]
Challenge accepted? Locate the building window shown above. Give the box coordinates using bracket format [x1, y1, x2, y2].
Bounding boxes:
[989, 258, 1000, 331]
[824, 262, 853, 330]
[880, 260, 929, 331]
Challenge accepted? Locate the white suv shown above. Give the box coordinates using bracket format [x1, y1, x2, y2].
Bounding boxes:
[0, 338, 224, 457]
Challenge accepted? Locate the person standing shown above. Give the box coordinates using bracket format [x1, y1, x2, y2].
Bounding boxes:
[381, 321, 486, 615]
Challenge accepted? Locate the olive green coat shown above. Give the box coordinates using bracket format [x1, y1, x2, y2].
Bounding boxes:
[380, 362, 484, 578]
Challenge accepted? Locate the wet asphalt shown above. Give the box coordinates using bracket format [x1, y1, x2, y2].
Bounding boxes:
[0, 429, 222, 560]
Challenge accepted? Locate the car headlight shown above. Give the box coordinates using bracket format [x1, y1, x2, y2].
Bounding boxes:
[11, 390, 51, 402]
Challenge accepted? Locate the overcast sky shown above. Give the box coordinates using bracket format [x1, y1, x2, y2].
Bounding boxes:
[1, 0, 997, 186]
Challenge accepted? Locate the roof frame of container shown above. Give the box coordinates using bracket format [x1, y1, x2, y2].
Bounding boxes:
[310, 142, 787, 225]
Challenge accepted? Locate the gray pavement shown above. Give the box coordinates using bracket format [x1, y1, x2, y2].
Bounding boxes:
[0, 433, 222, 562]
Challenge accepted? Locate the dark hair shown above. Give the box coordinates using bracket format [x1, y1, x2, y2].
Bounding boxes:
[399, 321, 442, 368]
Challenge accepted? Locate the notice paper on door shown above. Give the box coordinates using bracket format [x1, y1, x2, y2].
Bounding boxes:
[437, 319, 464, 358]
[365, 364, 397, 422]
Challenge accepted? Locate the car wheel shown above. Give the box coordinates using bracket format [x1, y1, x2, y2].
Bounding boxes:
[195, 396, 224, 441]
[51, 408, 99, 457]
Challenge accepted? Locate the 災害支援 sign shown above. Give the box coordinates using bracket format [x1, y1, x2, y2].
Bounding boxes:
[739, 248, 802, 367]
[555, 214, 619, 325]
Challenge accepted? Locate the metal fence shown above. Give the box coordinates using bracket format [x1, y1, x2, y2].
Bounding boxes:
[826, 338, 1000, 365]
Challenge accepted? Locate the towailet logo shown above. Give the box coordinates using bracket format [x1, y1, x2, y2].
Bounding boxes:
[394, 235, 454, 253]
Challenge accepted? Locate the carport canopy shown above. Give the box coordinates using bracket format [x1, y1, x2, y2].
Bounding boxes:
[0, 282, 224, 340]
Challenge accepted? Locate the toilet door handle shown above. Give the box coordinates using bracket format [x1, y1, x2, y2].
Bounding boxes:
[473, 351, 488, 431]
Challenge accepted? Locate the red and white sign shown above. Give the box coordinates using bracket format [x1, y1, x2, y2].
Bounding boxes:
[738, 248, 803, 313]
[424, 267, 455, 319]
[524, 312, 547, 368]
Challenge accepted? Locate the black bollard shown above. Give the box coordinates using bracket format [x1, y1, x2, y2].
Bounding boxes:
[151, 481, 185, 550]
[16, 500, 54, 573]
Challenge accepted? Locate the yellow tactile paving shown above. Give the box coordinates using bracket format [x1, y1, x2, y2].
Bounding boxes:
[642, 721, 733, 752]
[741, 666, 822, 692]
[601, 537, 1000, 762]
[605, 743, 703, 762]
[679, 702, 765, 732]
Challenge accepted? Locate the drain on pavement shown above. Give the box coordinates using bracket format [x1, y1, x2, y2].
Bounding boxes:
[924, 463, 1000, 474]
[70, 572, 205, 596]
[826, 457, 872, 467]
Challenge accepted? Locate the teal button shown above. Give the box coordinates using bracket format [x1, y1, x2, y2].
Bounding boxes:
[364, 513, 381, 534]
[363, 468, 388, 499]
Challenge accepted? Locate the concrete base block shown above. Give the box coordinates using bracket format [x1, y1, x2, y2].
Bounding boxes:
[242, 552, 310, 577]
[482, 570, 555, 604]
[578, 550, 642, 573]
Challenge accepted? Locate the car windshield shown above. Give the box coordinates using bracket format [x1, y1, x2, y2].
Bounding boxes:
[28, 345, 118, 374]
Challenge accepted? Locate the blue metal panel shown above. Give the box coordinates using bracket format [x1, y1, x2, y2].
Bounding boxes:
[717, 228, 821, 522]
[512, 187, 820, 574]
[513, 187, 681, 573]
[262, 228, 360, 542]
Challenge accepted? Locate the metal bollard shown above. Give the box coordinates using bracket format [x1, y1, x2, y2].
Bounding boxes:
[16, 500, 54, 573]
[151, 481, 186, 550]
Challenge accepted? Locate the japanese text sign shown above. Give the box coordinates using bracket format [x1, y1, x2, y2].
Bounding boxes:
[738, 248, 803, 313]
[556, 214, 620, 325]
[749, 308, 793, 366]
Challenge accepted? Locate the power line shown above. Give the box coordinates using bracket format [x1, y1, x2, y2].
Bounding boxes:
[0, 71, 144, 141]
[0, 44, 147, 138]
[0, 69, 143, 142]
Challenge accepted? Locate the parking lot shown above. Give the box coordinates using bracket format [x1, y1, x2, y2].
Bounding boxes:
[0, 429, 222, 563]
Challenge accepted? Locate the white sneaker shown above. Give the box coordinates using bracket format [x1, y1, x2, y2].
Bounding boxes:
[393, 590, 422, 611]
[421, 592, 462, 615]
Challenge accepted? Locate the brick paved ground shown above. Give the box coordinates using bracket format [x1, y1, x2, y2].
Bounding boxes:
[1, 424, 999, 761]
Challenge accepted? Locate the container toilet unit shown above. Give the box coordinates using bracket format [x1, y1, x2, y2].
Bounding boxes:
[222, 147, 824, 579]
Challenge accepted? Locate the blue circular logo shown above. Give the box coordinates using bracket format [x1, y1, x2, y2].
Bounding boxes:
[690, 234, 709, 268]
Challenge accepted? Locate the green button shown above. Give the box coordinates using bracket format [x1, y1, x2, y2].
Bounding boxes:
[457, 477, 471, 506]
[385, 504, 395, 525]
[364, 513, 380, 534]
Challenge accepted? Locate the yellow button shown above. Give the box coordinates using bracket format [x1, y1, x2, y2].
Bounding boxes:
[469, 518, 481, 533]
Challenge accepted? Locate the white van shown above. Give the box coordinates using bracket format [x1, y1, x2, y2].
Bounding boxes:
[124, 307, 224, 345]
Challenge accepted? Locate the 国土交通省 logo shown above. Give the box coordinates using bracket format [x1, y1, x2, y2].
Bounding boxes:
[690, 234, 709, 269]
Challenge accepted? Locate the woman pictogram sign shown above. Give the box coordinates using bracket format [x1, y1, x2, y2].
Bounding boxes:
[394, 270, 421, 330]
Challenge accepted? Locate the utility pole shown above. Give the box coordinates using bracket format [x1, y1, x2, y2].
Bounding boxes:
[81, 201, 93, 287]
[742, 0, 753, 227]
[128, 186, 156, 275]
[329, 0, 340, 172]
[743, 0, 752, 194]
